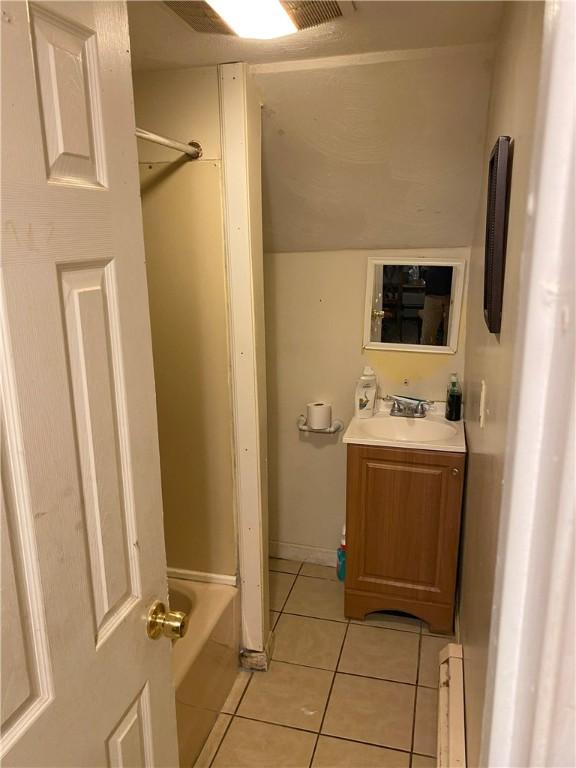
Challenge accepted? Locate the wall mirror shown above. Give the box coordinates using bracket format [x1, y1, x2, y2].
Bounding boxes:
[363, 252, 466, 353]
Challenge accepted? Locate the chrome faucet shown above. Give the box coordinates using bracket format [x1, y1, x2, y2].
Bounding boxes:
[387, 395, 432, 419]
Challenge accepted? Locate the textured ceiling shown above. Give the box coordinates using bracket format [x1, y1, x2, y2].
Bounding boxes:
[128, 1, 503, 70]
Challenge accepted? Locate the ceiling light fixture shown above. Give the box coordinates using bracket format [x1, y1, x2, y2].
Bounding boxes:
[205, 0, 297, 39]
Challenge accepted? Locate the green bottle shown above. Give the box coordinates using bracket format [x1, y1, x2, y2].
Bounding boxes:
[445, 373, 462, 421]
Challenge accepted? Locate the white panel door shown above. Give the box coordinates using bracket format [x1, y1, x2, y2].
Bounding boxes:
[1, 2, 179, 766]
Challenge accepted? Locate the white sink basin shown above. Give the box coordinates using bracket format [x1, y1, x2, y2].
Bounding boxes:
[359, 417, 457, 442]
[343, 405, 466, 452]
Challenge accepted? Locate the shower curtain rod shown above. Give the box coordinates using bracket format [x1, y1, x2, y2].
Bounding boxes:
[135, 127, 202, 159]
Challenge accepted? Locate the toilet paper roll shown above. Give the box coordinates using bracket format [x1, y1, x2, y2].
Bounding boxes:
[307, 402, 332, 430]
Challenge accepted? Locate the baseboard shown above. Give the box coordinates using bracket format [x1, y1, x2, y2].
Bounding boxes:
[167, 567, 237, 587]
[438, 643, 466, 768]
[269, 541, 336, 566]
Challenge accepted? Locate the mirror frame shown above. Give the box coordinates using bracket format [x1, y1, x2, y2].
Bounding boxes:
[363, 249, 467, 354]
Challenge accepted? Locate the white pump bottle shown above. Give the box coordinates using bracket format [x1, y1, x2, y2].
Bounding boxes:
[355, 366, 378, 419]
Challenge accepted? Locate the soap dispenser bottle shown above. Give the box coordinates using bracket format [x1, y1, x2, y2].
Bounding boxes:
[355, 366, 378, 419]
[337, 526, 347, 582]
[445, 373, 462, 421]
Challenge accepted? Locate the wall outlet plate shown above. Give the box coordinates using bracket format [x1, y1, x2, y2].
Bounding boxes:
[479, 380, 487, 428]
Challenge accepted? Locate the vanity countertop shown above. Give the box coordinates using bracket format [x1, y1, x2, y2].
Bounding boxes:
[343, 402, 466, 453]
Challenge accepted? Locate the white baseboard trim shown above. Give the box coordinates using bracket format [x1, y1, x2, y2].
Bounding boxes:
[269, 541, 336, 567]
[167, 567, 237, 587]
[438, 643, 466, 768]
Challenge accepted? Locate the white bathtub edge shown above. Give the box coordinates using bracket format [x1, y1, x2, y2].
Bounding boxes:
[168, 566, 237, 587]
[168, 578, 238, 691]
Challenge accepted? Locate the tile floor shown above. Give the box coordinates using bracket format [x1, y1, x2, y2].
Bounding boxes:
[196, 558, 455, 768]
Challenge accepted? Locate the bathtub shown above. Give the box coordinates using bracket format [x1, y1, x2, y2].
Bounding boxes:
[168, 578, 239, 767]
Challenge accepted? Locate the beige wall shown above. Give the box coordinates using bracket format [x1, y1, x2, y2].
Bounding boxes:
[254, 44, 493, 253]
[266, 248, 469, 559]
[458, 4, 544, 765]
[134, 68, 237, 576]
[262, 42, 492, 560]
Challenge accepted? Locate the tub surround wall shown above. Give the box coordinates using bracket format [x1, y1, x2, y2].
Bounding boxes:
[266, 248, 469, 560]
[134, 67, 221, 163]
[134, 67, 237, 577]
[457, 4, 545, 765]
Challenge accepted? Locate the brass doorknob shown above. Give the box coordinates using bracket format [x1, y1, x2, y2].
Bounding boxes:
[147, 600, 189, 640]
[451, 468, 460, 476]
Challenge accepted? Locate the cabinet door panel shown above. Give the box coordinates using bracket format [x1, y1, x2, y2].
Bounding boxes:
[346, 445, 465, 608]
[363, 461, 444, 587]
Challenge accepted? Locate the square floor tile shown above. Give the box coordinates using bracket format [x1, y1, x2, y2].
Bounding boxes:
[301, 563, 338, 581]
[412, 754, 436, 767]
[322, 673, 415, 751]
[338, 625, 419, 684]
[352, 612, 422, 633]
[419, 636, 449, 688]
[270, 557, 301, 574]
[413, 687, 438, 757]
[237, 660, 333, 731]
[212, 717, 316, 767]
[269, 571, 296, 611]
[273, 614, 347, 670]
[194, 713, 231, 768]
[421, 622, 455, 638]
[221, 670, 252, 714]
[312, 736, 410, 767]
[284, 576, 346, 622]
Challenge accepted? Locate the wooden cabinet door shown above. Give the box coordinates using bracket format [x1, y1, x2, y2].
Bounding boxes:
[345, 445, 465, 631]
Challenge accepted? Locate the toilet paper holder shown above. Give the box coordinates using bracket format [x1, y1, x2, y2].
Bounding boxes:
[297, 414, 344, 434]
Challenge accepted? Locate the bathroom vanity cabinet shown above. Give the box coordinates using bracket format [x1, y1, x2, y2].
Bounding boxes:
[344, 443, 465, 634]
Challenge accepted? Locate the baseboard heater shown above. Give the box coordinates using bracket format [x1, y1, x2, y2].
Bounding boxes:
[438, 643, 467, 768]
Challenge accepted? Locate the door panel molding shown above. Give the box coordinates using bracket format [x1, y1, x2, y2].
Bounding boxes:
[0, 293, 53, 758]
[59, 261, 142, 645]
[29, 3, 107, 188]
[106, 683, 154, 768]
